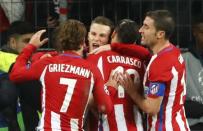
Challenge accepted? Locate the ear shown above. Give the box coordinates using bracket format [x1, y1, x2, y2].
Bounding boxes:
[156, 31, 165, 39]
[8, 37, 17, 50]
[80, 39, 86, 49]
[111, 31, 116, 39]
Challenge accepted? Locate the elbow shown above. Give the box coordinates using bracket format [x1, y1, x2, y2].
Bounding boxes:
[146, 110, 159, 116]
[142, 105, 160, 116]
[136, 97, 162, 116]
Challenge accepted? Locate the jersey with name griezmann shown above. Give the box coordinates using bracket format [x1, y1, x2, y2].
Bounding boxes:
[10, 44, 112, 131]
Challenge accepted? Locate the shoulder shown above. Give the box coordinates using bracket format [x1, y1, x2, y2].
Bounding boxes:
[0, 51, 17, 71]
[149, 47, 182, 82]
[158, 45, 181, 63]
[0, 51, 17, 58]
[148, 56, 172, 82]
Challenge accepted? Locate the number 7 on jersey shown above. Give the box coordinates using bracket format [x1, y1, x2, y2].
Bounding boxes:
[59, 77, 77, 113]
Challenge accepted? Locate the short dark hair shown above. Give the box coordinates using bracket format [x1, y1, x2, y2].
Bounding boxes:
[114, 19, 139, 44]
[7, 21, 35, 38]
[91, 16, 114, 31]
[55, 19, 87, 51]
[146, 10, 175, 39]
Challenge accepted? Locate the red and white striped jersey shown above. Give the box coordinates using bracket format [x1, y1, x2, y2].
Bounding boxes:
[87, 44, 146, 131]
[144, 44, 190, 131]
[10, 44, 112, 131]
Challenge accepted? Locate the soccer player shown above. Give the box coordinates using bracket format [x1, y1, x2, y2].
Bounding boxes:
[9, 19, 113, 131]
[86, 16, 114, 130]
[117, 10, 190, 131]
[87, 19, 145, 131]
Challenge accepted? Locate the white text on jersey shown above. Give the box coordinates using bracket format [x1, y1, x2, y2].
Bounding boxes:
[48, 64, 90, 78]
[107, 55, 141, 68]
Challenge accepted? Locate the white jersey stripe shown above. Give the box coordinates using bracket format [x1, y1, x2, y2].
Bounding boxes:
[51, 111, 61, 130]
[176, 110, 186, 131]
[150, 115, 157, 131]
[102, 114, 110, 131]
[146, 56, 158, 131]
[36, 66, 48, 131]
[98, 54, 109, 131]
[82, 73, 95, 127]
[97, 57, 104, 79]
[114, 104, 127, 131]
[133, 106, 144, 131]
[143, 55, 157, 85]
[165, 67, 178, 131]
[183, 107, 190, 130]
[71, 118, 79, 131]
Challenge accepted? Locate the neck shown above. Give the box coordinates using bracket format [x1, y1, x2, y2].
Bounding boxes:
[151, 39, 170, 54]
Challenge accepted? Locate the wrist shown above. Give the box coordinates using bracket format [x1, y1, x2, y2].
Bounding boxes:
[27, 44, 37, 51]
[30, 43, 40, 48]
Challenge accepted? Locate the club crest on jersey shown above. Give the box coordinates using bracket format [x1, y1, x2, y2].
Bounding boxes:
[149, 83, 159, 95]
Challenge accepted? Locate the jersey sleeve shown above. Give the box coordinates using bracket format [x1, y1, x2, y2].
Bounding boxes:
[31, 51, 58, 63]
[92, 67, 113, 114]
[31, 52, 45, 62]
[148, 58, 172, 83]
[111, 43, 151, 63]
[9, 44, 48, 83]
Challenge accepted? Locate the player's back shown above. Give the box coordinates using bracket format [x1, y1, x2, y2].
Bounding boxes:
[37, 54, 98, 131]
[88, 50, 145, 131]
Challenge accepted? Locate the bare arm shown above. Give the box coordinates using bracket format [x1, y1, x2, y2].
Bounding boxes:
[88, 44, 111, 54]
[118, 72, 163, 116]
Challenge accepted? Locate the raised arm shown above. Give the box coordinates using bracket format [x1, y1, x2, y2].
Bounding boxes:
[111, 43, 151, 62]
[89, 43, 151, 63]
[9, 30, 49, 83]
[118, 72, 163, 116]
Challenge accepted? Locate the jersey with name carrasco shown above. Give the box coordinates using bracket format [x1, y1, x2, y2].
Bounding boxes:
[144, 44, 190, 131]
[87, 46, 146, 131]
[10, 44, 112, 131]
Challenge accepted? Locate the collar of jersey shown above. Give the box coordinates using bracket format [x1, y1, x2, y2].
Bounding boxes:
[60, 51, 82, 59]
[157, 43, 173, 55]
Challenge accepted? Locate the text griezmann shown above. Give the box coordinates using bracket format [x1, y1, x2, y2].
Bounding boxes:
[48, 64, 90, 78]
